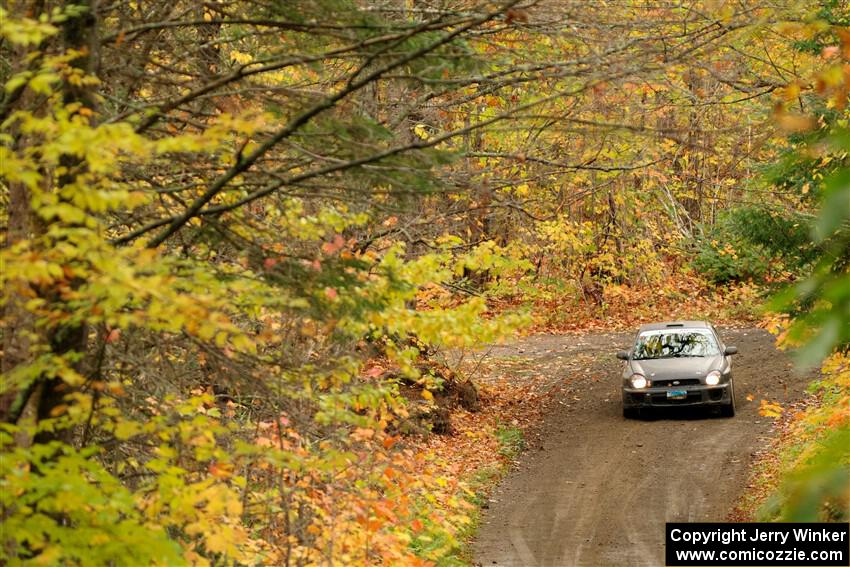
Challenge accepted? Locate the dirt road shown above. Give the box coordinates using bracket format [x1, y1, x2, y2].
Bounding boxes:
[472, 327, 816, 567]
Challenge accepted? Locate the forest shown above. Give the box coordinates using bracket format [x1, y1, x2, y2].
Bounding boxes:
[1, 1, 848, 565]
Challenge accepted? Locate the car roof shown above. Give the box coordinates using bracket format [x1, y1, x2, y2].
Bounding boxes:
[637, 320, 712, 332]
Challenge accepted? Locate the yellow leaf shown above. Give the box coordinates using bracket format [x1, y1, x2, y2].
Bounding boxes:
[758, 399, 784, 418]
[413, 124, 429, 140]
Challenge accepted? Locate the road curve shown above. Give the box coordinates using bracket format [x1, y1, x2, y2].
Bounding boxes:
[473, 328, 815, 567]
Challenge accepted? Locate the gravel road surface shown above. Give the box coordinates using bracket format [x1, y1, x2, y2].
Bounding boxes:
[473, 327, 815, 567]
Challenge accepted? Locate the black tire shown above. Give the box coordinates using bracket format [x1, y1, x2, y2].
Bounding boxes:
[720, 381, 736, 418]
[623, 407, 640, 419]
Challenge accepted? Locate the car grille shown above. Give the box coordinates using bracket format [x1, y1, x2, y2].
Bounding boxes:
[651, 392, 703, 405]
[650, 378, 701, 388]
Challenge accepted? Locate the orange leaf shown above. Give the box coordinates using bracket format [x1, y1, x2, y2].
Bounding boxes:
[366, 366, 384, 378]
[321, 234, 346, 255]
[49, 404, 68, 417]
[353, 427, 374, 441]
[208, 461, 233, 478]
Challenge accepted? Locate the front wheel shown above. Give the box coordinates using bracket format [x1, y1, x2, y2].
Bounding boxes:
[720, 381, 736, 418]
[623, 407, 641, 419]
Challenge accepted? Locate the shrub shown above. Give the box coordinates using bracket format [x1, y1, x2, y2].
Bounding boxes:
[692, 207, 815, 284]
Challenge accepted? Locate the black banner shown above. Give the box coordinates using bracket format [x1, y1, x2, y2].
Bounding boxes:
[666, 523, 849, 566]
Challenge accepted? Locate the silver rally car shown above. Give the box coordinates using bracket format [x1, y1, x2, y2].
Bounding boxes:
[618, 321, 738, 419]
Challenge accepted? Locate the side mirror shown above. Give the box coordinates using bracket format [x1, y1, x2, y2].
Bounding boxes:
[616, 351, 630, 361]
[724, 346, 738, 355]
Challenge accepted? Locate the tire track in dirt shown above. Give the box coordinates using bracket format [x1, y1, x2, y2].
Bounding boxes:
[473, 327, 815, 567]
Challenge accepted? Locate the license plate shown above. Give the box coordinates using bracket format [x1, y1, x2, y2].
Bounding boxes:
[667, 390, 687, 399]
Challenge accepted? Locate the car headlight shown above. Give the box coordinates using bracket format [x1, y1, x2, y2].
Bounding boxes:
[705, 370, 721, 386]
[630, 374, 648, 388]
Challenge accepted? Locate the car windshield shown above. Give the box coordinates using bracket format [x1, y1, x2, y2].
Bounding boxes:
[632, 329, 720, 360]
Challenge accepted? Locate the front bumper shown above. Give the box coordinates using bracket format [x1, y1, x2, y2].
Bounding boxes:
[622, 383, 731, 408]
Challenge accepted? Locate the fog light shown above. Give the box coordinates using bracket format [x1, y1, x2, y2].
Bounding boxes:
[706, 371, 721, 386]
[631, 374, 647, 389]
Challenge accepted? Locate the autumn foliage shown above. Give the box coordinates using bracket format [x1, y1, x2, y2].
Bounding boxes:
[1, 1, 849, 566]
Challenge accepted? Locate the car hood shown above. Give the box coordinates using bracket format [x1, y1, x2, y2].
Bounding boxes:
[630, 355, 723, 379]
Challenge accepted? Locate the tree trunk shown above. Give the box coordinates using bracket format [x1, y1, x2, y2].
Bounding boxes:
[1, 2, 99, 444]
[1, 1, 48, 425]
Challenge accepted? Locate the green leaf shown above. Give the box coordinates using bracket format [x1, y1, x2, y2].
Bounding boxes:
[814, 169, 850, 243]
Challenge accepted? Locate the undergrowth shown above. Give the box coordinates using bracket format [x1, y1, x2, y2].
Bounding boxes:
[733, 353, 850, 522]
